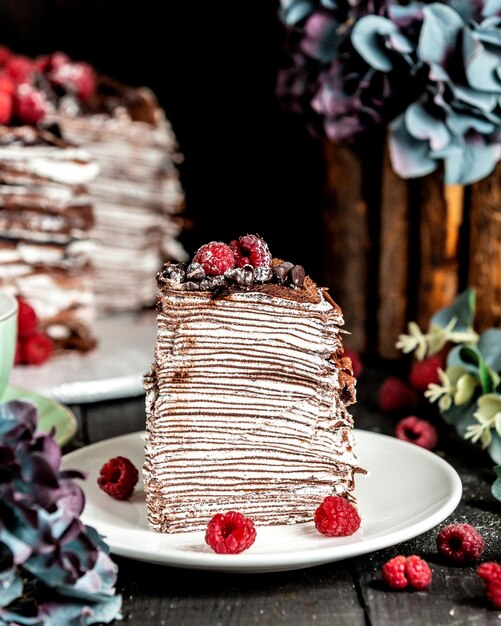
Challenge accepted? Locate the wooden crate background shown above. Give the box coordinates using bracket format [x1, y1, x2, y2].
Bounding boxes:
[322, 135, 501, 358]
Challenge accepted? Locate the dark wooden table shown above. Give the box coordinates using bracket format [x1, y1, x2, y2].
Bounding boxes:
[66, 367, 501, 626]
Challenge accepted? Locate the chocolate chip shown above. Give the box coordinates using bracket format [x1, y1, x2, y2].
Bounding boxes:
[237, 265, 254, 288]
[186, 262, 205, 281]
[210, 275, 227, 289]
[199, 279, 212, 291]
[225, 266, 254, 288]
[180, 281, 200, 291]
[273, 262, 294, 285]
[169, 268, 186, 284]
[254, 267, 272, 283]
[224, 268, 240, 283]
[161, 263, 173, 278]
[290, 265, 305, 288]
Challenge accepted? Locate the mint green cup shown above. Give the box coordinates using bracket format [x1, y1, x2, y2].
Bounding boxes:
[0, 291, 18, 401]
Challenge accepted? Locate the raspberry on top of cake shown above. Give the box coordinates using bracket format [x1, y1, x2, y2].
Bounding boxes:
[144, 235, 365, 534]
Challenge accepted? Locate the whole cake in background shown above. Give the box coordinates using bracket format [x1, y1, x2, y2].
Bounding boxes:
[144, 235, 365, 533]
[0, 47, 185, 327]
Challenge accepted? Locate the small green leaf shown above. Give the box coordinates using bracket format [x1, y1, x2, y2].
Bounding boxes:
[479, 360, 494, 394]
[431, 288, 476, 332]
[448, 346, 495, 393]
[478, 328, 501, 372]
[448, 345, 481, 373]
[492, 465, 501, 502]
[488, 431, 501, 464]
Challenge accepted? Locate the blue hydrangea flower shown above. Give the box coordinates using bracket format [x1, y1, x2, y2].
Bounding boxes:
[278, 0, 501, 184]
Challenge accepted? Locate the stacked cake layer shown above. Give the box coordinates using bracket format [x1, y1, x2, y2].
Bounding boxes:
[59, 88, 186, 313]
[144, 281, 362, 533]
[0, 126, 99, 350]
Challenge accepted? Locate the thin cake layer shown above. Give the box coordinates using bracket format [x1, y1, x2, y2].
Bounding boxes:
[144, 285, 362, 533]
[0, 126, 98, 351]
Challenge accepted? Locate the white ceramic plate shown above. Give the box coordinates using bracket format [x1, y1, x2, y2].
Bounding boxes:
[9, 311, 156, 404]
[62, 429, 462, 573]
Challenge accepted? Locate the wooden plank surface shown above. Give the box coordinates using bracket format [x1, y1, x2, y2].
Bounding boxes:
[469, 164, 501, 331]
[378, 143, 410, 359]
[322, 141, 370, 352]
[67, 366, 501, 626]
[415, 173, 461, 328]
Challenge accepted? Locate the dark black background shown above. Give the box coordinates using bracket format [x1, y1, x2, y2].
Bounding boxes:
[0, 0, 325, 275]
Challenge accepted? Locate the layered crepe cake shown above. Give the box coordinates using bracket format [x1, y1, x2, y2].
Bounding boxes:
[144, 236, 365, 533]
[0, 126, 99, 351]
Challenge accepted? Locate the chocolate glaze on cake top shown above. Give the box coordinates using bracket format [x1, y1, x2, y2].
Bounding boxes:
[156, 235, 340, 307]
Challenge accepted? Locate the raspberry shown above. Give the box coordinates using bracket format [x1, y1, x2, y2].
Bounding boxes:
[378, 376, 419, 414]
[436, 523, 484, 565]
[205, 511, 257, 554]
[36, 52, 70, 74]
[0, 91, 13, 124]
[50, 61, 96, 101]
[382, 555, 432, 590]
[97, 456, 139, 500]
[314, 495, 361, 537]
[193, 241, 235, 276]
[0, 47, 12, 66]
[0, 74, 15, 96]
[230, 234, 272, 268]
[478, 562, 501, 609]
[405, 555, 433, 590]
[478, 562, 501, 583]
[16, 297, 38, 337]
[6, 56, 34, 85]
[343, 348, 363, 378]
[19, 332, 53, 366]
[409, 356, 443, 392]
[15, 83, 47, 125]
[382, 555, 408, 589]
[395, 416, 438, 450]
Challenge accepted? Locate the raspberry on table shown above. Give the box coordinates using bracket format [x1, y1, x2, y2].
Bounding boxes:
[343, 348, 363, 378]
[478, 562, 501, 609]
[97, 456, 139, 500]
[382, 555, 432, 590]
[15, 83, 48, 125]
[205, 511, 257, 554]
[378, 376, 419, 414]
[436, 523, 484, 565]
[230, 234, 272, 268]
[314, 495, 361, 537]
[17, 297, 38, 337]
[193, 241, 235, 276]
[395, 416, 438, 450]
[409, 356, 443, 391]
[20, 332, 53, 366]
